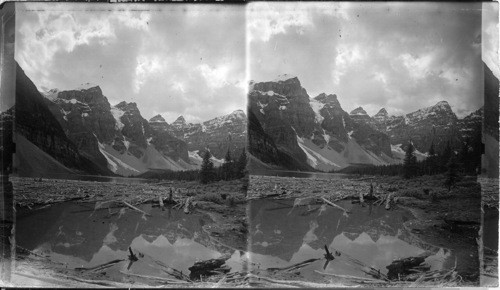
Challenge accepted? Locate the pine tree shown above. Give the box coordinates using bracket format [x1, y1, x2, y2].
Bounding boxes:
[221, 150, 233, 180]
[444, 154, 460, 191]
[200, 149, 215, 184]
[426, 142, 437, 175]
[441, 141, 452, 163]
[236, 149, 247, 178]
[403, 142, 418, 179]
[429, 142, 436, 157]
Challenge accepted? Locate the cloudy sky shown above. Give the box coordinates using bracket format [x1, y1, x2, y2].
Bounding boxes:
[249, 2, 498, 117]
[16, 3, 246, 123]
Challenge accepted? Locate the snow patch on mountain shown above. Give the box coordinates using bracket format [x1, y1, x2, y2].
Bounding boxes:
[391, 143, 428, 162]
[98, 141, 140, 175]
[203, 110, 246, 130]
[310, 99, 325, 123]
[76, 82, 99, 91]
[123, 137, 130, 150]
[189, 150, 203, 162]
[98, 140, 196, 176]
[322, 129, 330, 145]
[41, 88, 60, 100]
[257, 101, 268, 115]
[273, 74, 297, 82]
[297, 136, 340, 169]
[110, 107, 125, 130]
[391, 144, 405, 155]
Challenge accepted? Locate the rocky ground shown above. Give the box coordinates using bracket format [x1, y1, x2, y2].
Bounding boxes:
[248, 173, 491, 286]
[7, 176, 249, 287]
[5, 174, 496, 287]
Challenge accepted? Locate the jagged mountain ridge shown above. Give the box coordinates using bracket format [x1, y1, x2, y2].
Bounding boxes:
[248, 74, 482, 171]
[15, 63, 113, 176]
[149, 109, 247, 162]
[38, 73, 247, 176]
[249, 75, 394, 171]
[39, 82, 197, 176]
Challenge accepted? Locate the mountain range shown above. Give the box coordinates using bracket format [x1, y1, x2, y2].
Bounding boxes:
[13, 62, 246, 177]
[248, 73, 484, 172]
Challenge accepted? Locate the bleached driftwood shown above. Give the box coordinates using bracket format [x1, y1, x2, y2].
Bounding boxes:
[122, 201, 152, 216]
[321, 197, 350, 213]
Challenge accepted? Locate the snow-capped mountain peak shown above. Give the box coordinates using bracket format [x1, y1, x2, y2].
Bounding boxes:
[373, 108, 389, 122]
[228, 109, 246, 120]
[432, 101, 452, 111]
[273, 74, 298, 82]
[40, 88, 60, 100]
[149, 114, 167, 123]
[171, 116, 188, 129]
[314, 93, 340, 106]
[350, 107, 368, 116]
[76, 82, 99, 91]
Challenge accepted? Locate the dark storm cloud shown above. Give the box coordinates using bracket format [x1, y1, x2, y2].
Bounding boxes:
[249, 2, 486, 117]
[16, 3, 246, 123]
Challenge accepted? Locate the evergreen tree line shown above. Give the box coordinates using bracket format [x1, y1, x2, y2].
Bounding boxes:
[138, 148, 247, 183]
[338, 139, 481, 180]
[200, 148, 247, 184]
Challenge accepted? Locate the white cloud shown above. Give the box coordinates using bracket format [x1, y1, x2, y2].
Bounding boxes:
[197, 64, 230, 89]
[247, 3, 314, 42]
[134, 55, 164, 93]
[399, 53, 433, 80]
[482, 3, 499, 79]
[16, 5, 150, 89]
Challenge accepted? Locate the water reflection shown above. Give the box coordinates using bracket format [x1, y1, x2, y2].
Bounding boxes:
[250, 170, 354, 179]
[16, 202, 241, 280]
[248, 198, 453, 280]
[13, 173, 153, 183]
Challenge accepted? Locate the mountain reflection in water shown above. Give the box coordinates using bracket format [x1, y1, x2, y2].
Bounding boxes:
[248, 198, 452, 281]
[16, 202, 245, 280]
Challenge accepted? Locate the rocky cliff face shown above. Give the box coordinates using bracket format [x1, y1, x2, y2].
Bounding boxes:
[43, 85, 116, 169]
[248, 109, 313, 171]
[15, 63, 112, 175]
[249, 75, 394, 171]
[41, 81, 191, 176]
[155, 110, 247, 160]
[249, 74, 482, 172]
[484, 63, 499, 141]
[372, 101, 460, 154]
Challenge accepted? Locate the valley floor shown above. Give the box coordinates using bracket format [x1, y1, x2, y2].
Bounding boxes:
[3, 174, 497, 287]
[248, 173, 496, 287]
[6, 177, 249, 287]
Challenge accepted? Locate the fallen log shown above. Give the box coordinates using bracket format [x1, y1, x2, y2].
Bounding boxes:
[321, 197, 351, 213]
[386, 254, 430, 280]
[184, 197, 192, 214]
[314, 270, 387, 283]
[188, 255, 230, 280]
[385, 193, 393, 210]
[246, 274, 316, 288]
[119, 271, 191, 284]
[267, 258, 321, 272]
[158, 195, 164, 210]
[66, 276, 119, 287]
[122, 201, 152, 216]
[75, 259, 124, 272]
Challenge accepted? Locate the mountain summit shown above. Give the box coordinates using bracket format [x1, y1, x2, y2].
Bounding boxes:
[248, 76, 481, 172]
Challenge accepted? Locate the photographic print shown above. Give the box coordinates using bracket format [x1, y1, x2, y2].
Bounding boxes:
[5, 3, 249, 287]
[0, 0, 498, 288]
[247, 2, 498, 287]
